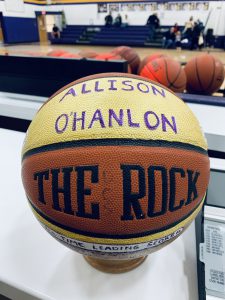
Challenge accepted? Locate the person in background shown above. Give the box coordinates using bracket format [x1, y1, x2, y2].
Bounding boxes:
[123, 14, 129, 27]
[190, 21, 201, 50]
[183, 16, 194, 40]
[197, 19, 204, 33]
[146, 12, 160, 41]
[162, 26, 176, 49]
[175, 30, 182, 50]
[147, 12, 160, 29]
[52, 24, 60, 39]
[114, 13, 122, 27]
[174, 23, 179, 33]
[198, 32, 204, 50]
[105, 12, 113, 27]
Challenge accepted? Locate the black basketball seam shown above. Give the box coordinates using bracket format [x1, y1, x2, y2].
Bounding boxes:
[169, 82, 185, 89]
[22, 139, 208, 161]
[206, 56, 216, 93]
[164, 59, 171, 87]
[28, 197, 204, 240]
[127, 54, 138, 65]
[164, 59, 184, 91]
[155, 59, 184, 90]
[145, 64, 162, 84]
[169, 64, 183, 88]
[119, 48, 136, 63]
[165, 60, 185, 89]
[169, 80, 186, 91]
[195, 57, 204, 92]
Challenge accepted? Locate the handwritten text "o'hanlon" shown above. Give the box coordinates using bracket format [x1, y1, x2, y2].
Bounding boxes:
[55, 109, 177, 134]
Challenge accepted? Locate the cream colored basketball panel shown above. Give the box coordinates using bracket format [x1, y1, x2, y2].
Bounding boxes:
[22, 75, 207, 155]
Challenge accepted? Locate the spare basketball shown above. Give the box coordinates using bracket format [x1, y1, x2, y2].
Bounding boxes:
[184, 54, 224, 95]
[94, 53, 131, 73]
[21, 73, 209, 260]
[112, 46, 141, 74]
[23, 51, 44, 57]
[138, 53, 167, 75]
[59, 53, 82, 59]
[47, 50, 68, 57]
[140, 57, 187, 93]
[79, 49, 98, 58]
[94, 53, 123, 61]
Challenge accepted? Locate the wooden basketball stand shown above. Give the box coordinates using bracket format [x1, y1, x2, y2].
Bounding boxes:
[84, 256, 147, 273]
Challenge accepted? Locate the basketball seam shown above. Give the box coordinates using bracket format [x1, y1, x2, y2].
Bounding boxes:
[127, 54, 138, 65]
[22, 139, 208, 161]
[164, 59, 171, 87]
[195, 57, 204, 92]
[146, 60, 184, 90]
[165, 61, 184, 90]
[145, 64, 162, 84]
[206, 56, 216, 92]
[168, 63, 183, 89]
[28, 197, 204, 240]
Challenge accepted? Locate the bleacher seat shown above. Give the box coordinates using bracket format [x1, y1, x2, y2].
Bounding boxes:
[50, 25, 180, 47]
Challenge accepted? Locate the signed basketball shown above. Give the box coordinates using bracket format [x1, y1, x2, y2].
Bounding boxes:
[21, 73, 210, 259]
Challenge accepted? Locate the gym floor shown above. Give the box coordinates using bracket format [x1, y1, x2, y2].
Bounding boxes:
[1, 43, 224, 92]
[0, 43, 225, 63]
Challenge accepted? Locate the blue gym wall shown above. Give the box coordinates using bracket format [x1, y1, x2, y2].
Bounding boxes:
[2, 17, 39, 44]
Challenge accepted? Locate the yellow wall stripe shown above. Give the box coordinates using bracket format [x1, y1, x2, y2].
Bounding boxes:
[24, 0, 146, 4]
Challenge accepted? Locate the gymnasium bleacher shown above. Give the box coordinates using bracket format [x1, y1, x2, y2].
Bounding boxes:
[51, 25, 170, 47]
[52, 25, 86, 44]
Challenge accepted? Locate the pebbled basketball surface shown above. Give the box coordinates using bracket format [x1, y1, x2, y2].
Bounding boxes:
[185, 54, 224, 94]
[141, 58, 186, 93]
[22, 73, 209, 258]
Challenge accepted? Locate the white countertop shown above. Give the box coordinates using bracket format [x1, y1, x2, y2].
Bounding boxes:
[0, 128, 199, 300]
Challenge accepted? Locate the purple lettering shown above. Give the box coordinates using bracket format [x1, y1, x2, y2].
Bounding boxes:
[109, 109, 124, 127]
[88, 109, 106, 129]
[72, 111, 86, 131]
[108, 79, 117, 91]
[127, 109, 140, 127]
[161, 114, 177, 133]
[55, 113, 69, 133]
[121, 80, 134, 91]
[144, 111, 160, 130]
[81, 83, 91, 94]
[151, 86, 165, 98]
[95, 81, 104, 92]
[137, 82, 149, 93]
[59, 88, 76, 102]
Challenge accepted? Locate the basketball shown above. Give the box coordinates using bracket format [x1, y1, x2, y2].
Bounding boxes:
[47, 50, 68, 57]
[59, 53, 82, 59]
[112, 46, 141, 74]
[94, 53, 131, 73]
[23, 51, 44, 57]
[78, 49, 98, 58]
[21, 73, 209, 260]
[184, 54, 225, 95]
[94, 53, 123, 61]
[140, 57, 187, 93]
[138, 53, 166, 74]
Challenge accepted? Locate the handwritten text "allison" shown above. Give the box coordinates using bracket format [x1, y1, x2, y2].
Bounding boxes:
[59, 79, 166, 102]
